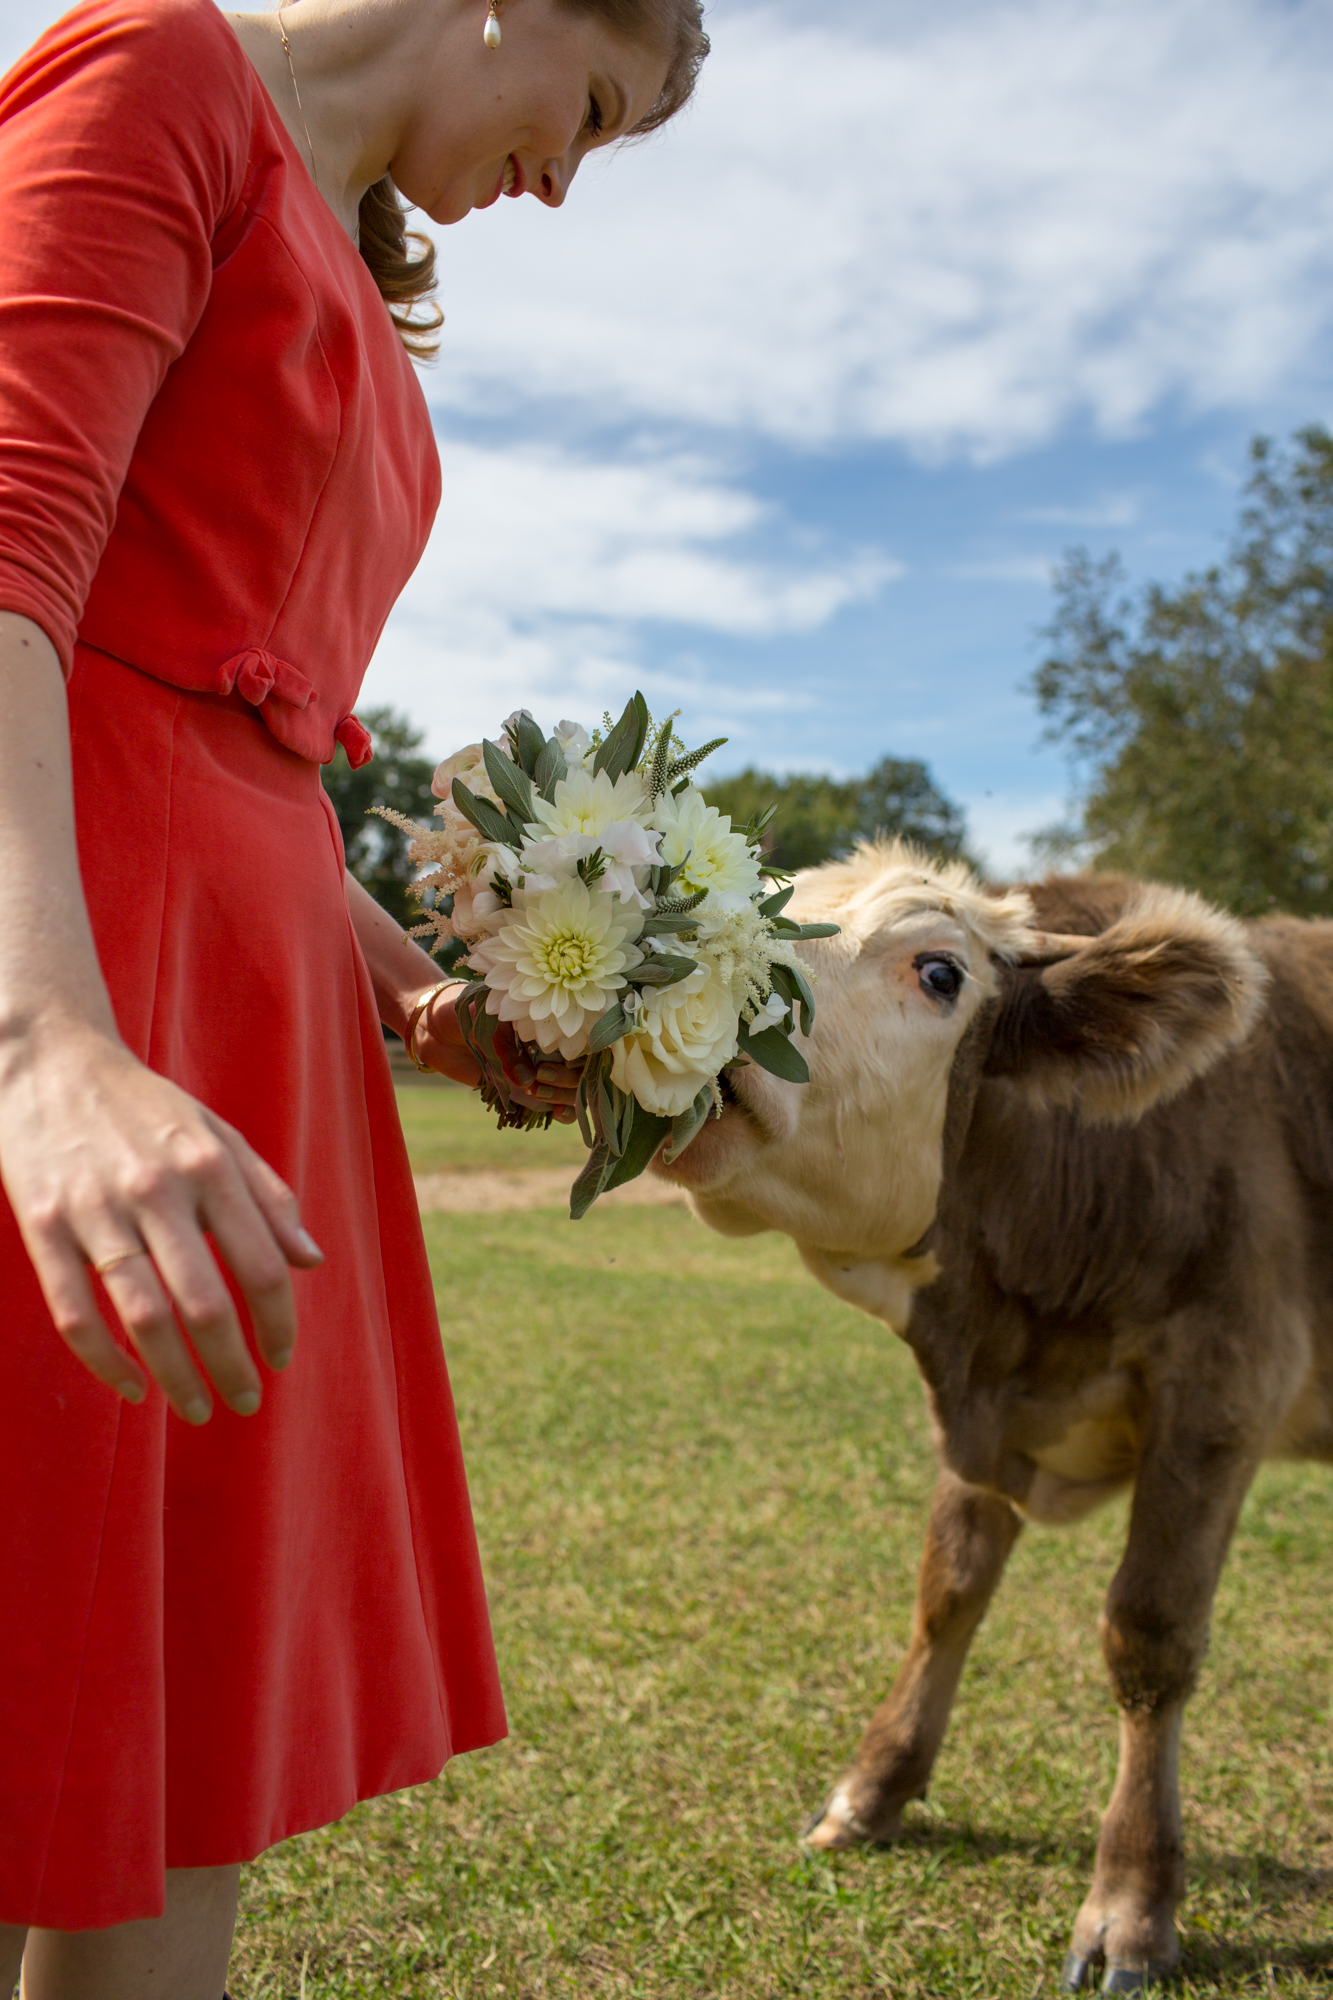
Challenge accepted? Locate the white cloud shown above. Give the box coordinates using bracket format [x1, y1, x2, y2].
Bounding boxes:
[946, 556, 1059, 585]
[362, 435, 890, 752]
[1016, 494, 1142, 529]
[425, 0, 1333, 457]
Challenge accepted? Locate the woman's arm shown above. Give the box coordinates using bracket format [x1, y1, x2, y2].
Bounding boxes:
[0, 613, 322, 1422]
[344, 874, 580, 1116]
[344, 874, 480, 1082]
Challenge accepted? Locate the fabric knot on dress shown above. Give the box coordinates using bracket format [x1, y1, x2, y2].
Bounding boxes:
[216, 648, 315, 711]
[334, 714, 374, 769]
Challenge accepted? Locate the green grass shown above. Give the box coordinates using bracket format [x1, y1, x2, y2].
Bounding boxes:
[234, 1203, 1333, 1998]
[394, 1082, 587, 1174]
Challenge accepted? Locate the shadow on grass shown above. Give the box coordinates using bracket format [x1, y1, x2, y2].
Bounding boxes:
[847, 1820, 1331, 1895]
[1183, 1938, 1333, 1984]
[820, 1815, 1100, 1869]
[1189, 1850, 1333, 1895]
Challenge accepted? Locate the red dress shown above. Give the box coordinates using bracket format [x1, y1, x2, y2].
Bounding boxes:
[0, 0, 505, 1930]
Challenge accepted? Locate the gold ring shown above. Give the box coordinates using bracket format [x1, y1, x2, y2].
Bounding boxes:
[92, 1247, 148, 1278]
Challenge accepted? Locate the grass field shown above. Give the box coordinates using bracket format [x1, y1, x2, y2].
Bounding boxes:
[393, 1078, 587, 1175]
[231, 1092, 1333, 1998]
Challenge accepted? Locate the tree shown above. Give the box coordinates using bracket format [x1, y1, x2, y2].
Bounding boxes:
[705, 756, 971, 872]
[320, 705, 438, 931]
[1034, 426, 1333, 916]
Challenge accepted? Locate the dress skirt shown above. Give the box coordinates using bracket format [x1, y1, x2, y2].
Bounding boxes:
[0, 647, 505, 1930]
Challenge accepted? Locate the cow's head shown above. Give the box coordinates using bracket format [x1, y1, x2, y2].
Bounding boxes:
[657, 841, 1267, 1329]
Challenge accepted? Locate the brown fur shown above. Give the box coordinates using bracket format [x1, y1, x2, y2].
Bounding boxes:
[673, 853, 1333, 1986]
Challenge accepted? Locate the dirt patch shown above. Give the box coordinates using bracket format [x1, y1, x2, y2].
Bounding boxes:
[414, 1169, 688, 1214]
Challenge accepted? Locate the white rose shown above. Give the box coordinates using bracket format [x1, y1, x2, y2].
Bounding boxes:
[610, 957, 740, 1117]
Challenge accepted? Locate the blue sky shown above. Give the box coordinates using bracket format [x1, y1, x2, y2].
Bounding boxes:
[5, 0, 1333, 869]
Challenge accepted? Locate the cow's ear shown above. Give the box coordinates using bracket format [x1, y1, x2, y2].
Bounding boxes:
[985, 885, 1268, 1122]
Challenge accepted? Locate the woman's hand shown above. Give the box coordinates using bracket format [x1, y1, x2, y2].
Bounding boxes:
[493, 1019, 584, 1121]
[0, 1023, 323, 1422]
[343, 880, 583, 1121]
[0, 617, 320, 1423]
[409, 985, 582, 1122]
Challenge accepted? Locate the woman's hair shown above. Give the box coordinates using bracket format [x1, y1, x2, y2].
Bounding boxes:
[358, 178, 443, 362]
[357, 0, 709, 363]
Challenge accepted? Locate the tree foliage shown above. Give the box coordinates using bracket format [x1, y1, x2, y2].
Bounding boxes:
[1034, 426, 1333, 915]
[320, 705, 437, 931]
[705, 756, 972, 873]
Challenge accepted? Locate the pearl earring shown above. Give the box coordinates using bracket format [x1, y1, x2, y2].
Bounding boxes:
[484, 1, 501, 48]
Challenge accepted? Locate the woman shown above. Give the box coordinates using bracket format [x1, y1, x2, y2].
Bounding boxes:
[0, 0, 706, 1990]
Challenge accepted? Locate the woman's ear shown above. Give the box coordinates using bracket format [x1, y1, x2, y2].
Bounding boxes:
[984, 884, 1268, 1123]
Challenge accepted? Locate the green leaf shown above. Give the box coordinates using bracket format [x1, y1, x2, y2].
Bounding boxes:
[765, 964, 798, 1033]
[630, 952, 698, 988]
[588, 1002, 631, 1051]
[736, 1020, 811, 1085]
[769, 960, 815, 1036]
[592, 692, 650, 783]
[616, 1084, 636, 1155]
[787, 961, 817, 1036]
[663, 1085, 714, 1165]
[759, 884, 795, 919]
[666, 737, 727, 783]
[513, 710, 547, 776]
[638, 913, 703, 937]
[534, 737, 568, 799]
[568, 1143, 612, 1220]
[791, 921, 841, 940]
[595, 1072, 624, 1157]
[452, 779, 514, 849]
[573, 1052, 602, 1148]
[600, 1108, 672, 1193]
[482, 739, 535, 825]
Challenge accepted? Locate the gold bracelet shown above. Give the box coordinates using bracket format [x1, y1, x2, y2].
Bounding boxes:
[405, 980, 458, 1073]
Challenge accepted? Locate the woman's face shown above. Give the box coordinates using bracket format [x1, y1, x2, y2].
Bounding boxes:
[393, 1, 671, 224]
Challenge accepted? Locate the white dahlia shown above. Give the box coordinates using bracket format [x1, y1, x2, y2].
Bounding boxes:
[470, 878, 643, 1059]
[610, 955, 741, 1117]
[529, 767, 648, 843]
[651, 790, 763, 912]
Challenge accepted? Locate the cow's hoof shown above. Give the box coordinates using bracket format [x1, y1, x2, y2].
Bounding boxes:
[800, 1783, 874, 1851]
[1102, 1970, 1173, 1994]
[1061, 1957, 1173, 1995]
[801, 1803, 860, 1852]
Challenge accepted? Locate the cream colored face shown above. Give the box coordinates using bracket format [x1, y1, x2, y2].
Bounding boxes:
[654, 851, 1033, 1319]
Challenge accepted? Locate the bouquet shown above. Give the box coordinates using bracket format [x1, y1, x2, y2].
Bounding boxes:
[380, 695, 838, 1217]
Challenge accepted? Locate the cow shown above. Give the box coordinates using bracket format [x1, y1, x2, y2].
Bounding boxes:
[655, 839, 1333, 1993]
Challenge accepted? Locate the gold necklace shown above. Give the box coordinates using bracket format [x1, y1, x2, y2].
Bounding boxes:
[276, 7, 319, 188]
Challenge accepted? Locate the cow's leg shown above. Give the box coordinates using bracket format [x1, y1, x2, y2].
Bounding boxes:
[806, 1467, 1021, 1848]
[1062, 1424, 1261, 1993]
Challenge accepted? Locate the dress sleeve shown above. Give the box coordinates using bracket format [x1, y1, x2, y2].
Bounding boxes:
[0, 0, 251, 670]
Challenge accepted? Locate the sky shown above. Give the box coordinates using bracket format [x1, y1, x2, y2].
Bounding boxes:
[4, 0, 1333, 870]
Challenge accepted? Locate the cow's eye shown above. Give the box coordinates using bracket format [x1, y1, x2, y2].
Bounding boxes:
[916, 954, 964, 1001]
